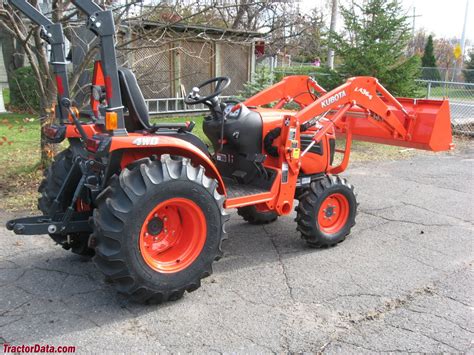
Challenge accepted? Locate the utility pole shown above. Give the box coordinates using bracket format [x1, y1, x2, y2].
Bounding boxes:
[460, 0, 469, 62]
[406, 6, 421, 35]
[327, 0, 337, 69]
[407, 6, 421, 55]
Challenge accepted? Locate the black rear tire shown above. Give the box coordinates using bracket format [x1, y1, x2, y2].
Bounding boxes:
[38, 148, 94, 256]
[237, 205, 278, 225]
[92, 155, 228, 304]
[296, 175, 357, 248]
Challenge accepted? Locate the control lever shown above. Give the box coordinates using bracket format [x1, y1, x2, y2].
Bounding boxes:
[218, 103, 242, 153]
[231, 103, 242, 113]
[61, 98, 89, 142]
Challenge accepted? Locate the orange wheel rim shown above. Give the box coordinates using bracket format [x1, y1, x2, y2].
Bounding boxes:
[317, 193, 349, 234]
[139, 198, 206, 273]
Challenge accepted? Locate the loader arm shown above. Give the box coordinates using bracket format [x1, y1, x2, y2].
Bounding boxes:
[244, 75, 327, 109]
[296, 77, 411, 142]
[246, 76, 453, 158]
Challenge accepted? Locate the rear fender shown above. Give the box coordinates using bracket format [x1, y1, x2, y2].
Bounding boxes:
[109, 135, 226, 195]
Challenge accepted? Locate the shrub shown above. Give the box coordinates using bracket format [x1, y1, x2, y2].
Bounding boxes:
[463, 51, 474, 84]
[239, 65, 274, 99]
[333, 0, 422, 97]
[9, 66, 40, 112]
[273, 66, 343, 91]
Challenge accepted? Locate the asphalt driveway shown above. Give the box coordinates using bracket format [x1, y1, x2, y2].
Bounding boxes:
[1, 146, 473, 353]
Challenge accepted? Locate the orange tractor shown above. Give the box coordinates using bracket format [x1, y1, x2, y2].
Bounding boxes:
[6, 0, 453, 303]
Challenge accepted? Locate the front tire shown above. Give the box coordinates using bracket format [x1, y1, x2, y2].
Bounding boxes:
[92, 155, 228, 304]
[296, 175, 357, 248]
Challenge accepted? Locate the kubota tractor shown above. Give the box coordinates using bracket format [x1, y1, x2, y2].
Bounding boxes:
[6, 0, 453, 303]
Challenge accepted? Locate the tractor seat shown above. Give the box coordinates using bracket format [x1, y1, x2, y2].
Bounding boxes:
[116, 67, 206, 154]
[118, 67, 151, 131]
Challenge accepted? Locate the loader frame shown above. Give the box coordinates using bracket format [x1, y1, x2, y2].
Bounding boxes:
[9, 0, 70, 123]
[71, 0, 127, 134]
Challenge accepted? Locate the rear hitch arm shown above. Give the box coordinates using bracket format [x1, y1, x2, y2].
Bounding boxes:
[5, 155, 105, 236]
[48, 157, 81, 216]
[6, 213, 92, 236]
[54, 156, 104, 233]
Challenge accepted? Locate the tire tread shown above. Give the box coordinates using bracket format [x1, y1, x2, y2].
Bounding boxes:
[92, 155, 228, 304]
[295, 175, 357, 248]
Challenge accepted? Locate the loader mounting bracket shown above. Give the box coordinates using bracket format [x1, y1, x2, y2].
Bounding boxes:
[9, 0, 70, 124]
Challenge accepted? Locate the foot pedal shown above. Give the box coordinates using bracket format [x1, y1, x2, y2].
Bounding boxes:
[246, 153, 266, 164]
[232, 170, 248, 184]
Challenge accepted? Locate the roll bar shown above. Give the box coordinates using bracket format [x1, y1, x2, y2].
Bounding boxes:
[71, 0, 127, 136]
[9, 0, 70, 124]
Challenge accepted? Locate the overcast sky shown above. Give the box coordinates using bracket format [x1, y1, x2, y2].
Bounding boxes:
[299, 0, 473, 42]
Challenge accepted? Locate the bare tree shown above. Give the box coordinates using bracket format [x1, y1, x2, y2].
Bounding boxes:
[0, 1, 56, 166]
[408, 29, 427, 56]
[0, 0, 313, 167]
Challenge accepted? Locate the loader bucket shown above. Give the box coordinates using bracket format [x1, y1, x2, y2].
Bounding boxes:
[343, 98, 453, 151]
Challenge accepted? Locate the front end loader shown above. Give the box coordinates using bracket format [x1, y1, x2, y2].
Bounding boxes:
[6, 0, 453, 303]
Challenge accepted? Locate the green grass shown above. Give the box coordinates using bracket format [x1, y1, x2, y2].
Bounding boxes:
[0, 112, 444, 211]
[0, 112, 43, 211]
[426, 86, 473, 101]
[337, 139, 417, 163]
[3, 88, 10, 105]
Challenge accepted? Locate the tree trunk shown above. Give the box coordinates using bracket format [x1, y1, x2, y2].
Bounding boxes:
[39, 91, 58, 169]
[231, 0, 248, 29]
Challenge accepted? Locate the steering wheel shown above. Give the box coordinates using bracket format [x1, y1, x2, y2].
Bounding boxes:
[184, 76, 231, 105]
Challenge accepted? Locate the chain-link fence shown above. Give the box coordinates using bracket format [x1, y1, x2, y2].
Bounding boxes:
[126, 43, 474, 131]
[420, 67, 474, 83]
[219, 42, 252, 95]
[269, 64, 474, 84]
[129, 44, 173, 98]
[127, 40, 253, 99]
[417, 80, 474, 136]
[123, 36, 253, 116]
[264, 61, 474, 136]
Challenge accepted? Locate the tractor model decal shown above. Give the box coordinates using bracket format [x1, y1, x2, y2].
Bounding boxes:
[355, 87, 373, 100]
[321, 90, 347, 108]
[132, 137, 159, 146]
